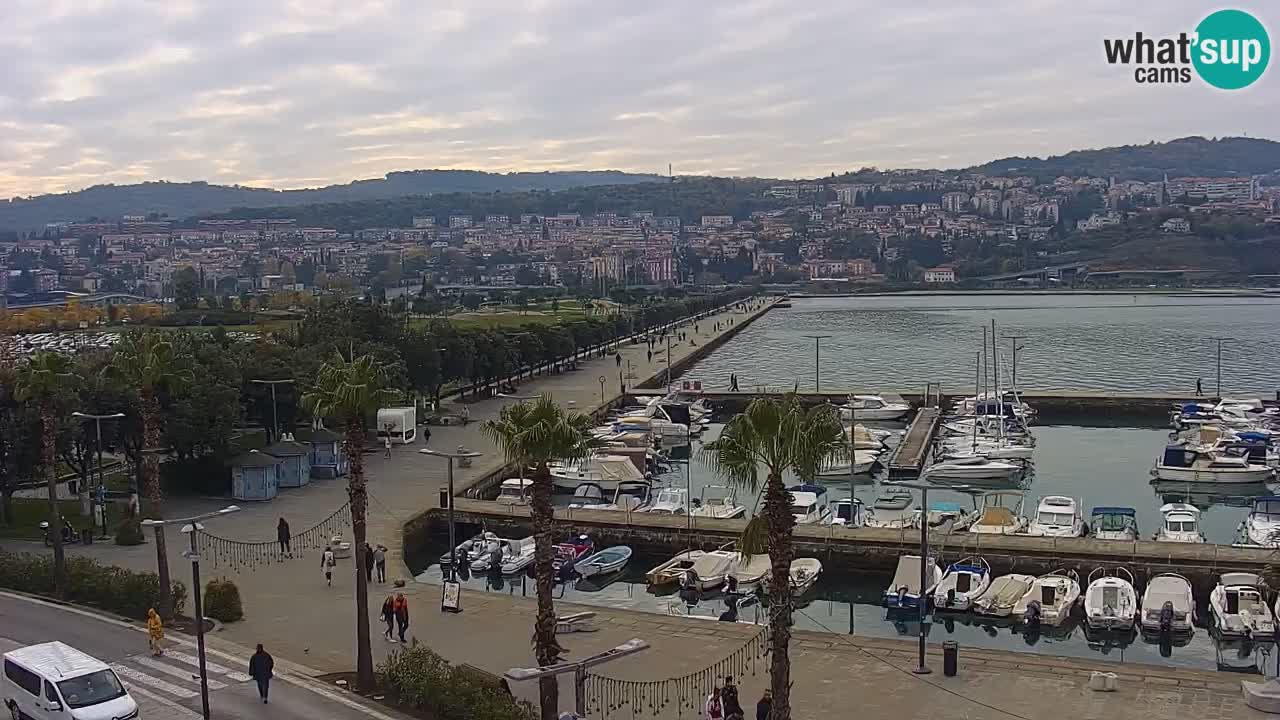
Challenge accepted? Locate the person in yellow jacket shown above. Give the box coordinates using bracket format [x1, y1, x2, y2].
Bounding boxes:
[146, 608, 165, 656]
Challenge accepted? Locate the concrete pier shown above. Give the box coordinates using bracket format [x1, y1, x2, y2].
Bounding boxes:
[886, 406, 940, 479]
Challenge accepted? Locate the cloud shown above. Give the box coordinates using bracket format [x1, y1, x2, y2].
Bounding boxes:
[0, 0, 1276, 197]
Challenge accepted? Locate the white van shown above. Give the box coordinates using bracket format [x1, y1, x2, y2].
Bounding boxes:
[3, 642, 138, 720]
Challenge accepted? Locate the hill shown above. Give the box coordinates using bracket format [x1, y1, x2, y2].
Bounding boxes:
[963, 136, 1280, 182]
[0, 169, 664, 232]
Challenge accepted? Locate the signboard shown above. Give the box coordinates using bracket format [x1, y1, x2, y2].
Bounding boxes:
[441, 581, 462, 613]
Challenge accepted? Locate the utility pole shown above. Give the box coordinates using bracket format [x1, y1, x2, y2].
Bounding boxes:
[1003, 335, 1027, 392]
[420, 447, 483, 590]
[249, 379, 295, 442]
[506, 640, 650, 718]
[802, 334, 832, 392]
[1212, 337, 1231, 399]
[71, 411, 125, 526]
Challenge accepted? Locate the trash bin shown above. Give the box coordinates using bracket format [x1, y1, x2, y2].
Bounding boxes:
[439, 489, 449, 509]
[69, 480, 78, 496]
[942, 640, 958, 677]
[81, 528, 93, 545]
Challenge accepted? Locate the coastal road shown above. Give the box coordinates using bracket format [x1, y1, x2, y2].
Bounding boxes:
[0, 593, 400, 720]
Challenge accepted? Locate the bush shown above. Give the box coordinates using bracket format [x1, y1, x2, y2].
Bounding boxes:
[202, 578, 243, 622]
[380, 644, 534, 720]
[0, 551, 186, 620]
[115, 517, 144, 546]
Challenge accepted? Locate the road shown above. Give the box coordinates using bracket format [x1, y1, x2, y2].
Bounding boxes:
[0, 593, 398, 720]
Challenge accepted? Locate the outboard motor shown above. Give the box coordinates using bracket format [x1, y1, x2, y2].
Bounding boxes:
[679, 570, 702, 606]
[896, 586, 909, 607]
[946, 588, 957, 608]
[719, 594, 740, 622]
[1024, 600, 1042, 632]
[1159, 601, 1175, 636]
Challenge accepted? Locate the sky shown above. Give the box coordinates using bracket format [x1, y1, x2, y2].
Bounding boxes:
[1, 0, 1276, 198]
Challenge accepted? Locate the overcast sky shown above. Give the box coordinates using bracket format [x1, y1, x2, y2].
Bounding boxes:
[1, 0, 1275, 198]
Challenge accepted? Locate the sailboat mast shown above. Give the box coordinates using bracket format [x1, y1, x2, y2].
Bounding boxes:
[972, 352, 980, 451]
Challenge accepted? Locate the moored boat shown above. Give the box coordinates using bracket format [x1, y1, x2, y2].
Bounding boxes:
[1210, 572, 1274, 638]
[646, 550, 706, 587]
[929, 556, 991, 612]
[1083, 567, 1138, 632]
[575, 546, 633, 578]
[883, 555, 942, 610]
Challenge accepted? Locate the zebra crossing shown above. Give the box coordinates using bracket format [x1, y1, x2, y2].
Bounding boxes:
[108, 649, 252, 719]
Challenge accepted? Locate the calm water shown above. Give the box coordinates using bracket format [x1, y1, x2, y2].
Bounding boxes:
[685, 294, 1280, 394]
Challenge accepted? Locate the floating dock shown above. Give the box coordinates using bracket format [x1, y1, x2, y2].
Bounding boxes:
[886, 407, 940, 479]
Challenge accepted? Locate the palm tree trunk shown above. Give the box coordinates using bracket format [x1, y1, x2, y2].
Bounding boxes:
[345, 418, 375, 692]
[142, 391, 173, 619]
[42, 409, 66, 597]
[762, 471, 795, 720]
[530, 463, 561, 720]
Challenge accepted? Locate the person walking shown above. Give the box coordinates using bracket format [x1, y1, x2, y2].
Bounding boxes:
[384, 435, 393, 458]
[646, 349, 653, 363]
[755, 690, 772, 720]
[248, 644, 274, 704]
[146, 608, 164, 656]
[461, 405, 470, 425]
[615, 352, 622, 367]
[380, 595, 395, 641]
[374, 544, 388, 583]
[1196, 378, 1203, 396]
[364, 543, 375, 583]
[721, 676, 744, 720]
[423, 424, 432, 445]
[276, 517, 291, 556]
[321, 546, 336, 587]
[704, 687, 723, 720]
[393, 593, 410, 643]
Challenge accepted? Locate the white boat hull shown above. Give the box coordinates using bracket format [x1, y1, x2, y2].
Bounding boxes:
[925, 463, 1023, 482]
[1153, 465, 1272, 483]
[840, 407, 908, 421]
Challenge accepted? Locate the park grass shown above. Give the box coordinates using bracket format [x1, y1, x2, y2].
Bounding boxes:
[0, 498, 96, 540]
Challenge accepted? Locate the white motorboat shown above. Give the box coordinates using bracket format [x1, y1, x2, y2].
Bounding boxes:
[691, 485, 746, 519]
[865, 487, 915, 529]
[788, 558, 823, 594]
[470, 537, 513, 572]
[939, 443, 1035, 461]
[839, 394, 911, 421]
[496, 477, 533, 505]
[727, 553, 772, 591]
[883, 555, 942, 610]
[929, 556, 991, 612]
[816, 449, 882, 477]
[1027, 496, 1086, 537]
[1088, 507, 1139, 541]
[1140, 573, 1196, 635]
[968, 492, 1029, 535]
[1012, 570, 1080, 626]
[441, 531, 499, 566]
[1153, 444, 1273, 483]
[1210, 572, 1275, 638]
[575, 546, 633, 577]
[1082, 567, 1139, 632]
[920, 501, 974, 531]
[567, 482, 609, 509]
[789, 484, 833, 525]
[1241, 496, 1280, 547]
[646, 550, 706, 587]
[551, 454, 649, 490]
[680, 551, 734, 591]
[592, 480, 653, 512]
[1155, 503, 1206, 543]
[828, 498, 867, 528]
[973, 573, 1035, 617]
[850, 424, 892, 450]
[499, 537, 536, 575]
[924, 455, 1024, 483]
[646, 487, 690, 516]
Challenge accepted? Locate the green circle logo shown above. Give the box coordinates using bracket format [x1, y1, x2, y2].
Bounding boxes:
[1192, 9, 1270, 89]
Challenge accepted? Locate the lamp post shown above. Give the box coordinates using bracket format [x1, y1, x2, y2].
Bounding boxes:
[598, 375, 607, 404]
[1002, 336, 1026, 393]
[505, 639, 650, 718]
[249, 378, 295, 442]
[420, 447, 483, 584]
[1212, 337, 1231, 399]
[802, 334, 832, 392]
[882, 481, 940, 675]
[142, 506, 240, 720]
[71, 411, 125, 530]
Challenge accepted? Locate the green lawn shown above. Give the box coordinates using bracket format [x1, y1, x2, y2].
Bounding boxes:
[0, 498, 99, 540]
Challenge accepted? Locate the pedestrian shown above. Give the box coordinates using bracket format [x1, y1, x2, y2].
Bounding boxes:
[248, 644, 274, 704]
[755, 690, 772, 720]
[321, 546, 336, 587]
[615, 352, 622, 367]
[374, 543, 387, 583]
[721, 676, 744, 720]
[647, 349, 653, 363]
[393, 593, 410, 643]
[384, 435, 392, 458]
[1196, 378, 1203, 396]
[364, 543, 375, 583]
[146, 608, 164, 656]
[277, 517, 291, 555]
[461, 405, 470, 425]
[423, 424, 432, 445]
[380, 595, 395, 641]
[704, 687, 723, 720]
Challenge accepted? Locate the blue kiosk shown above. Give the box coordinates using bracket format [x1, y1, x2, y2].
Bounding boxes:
[231, 450, 282, 501]
[306, 428, 349, 480]
[263, 438, 312, 488]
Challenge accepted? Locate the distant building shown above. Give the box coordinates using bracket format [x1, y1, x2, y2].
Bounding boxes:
[700, 215, 734, 228]
[923, 265, 956, 283]
[1161, 217, 1191, 233]
[448, 215, 473, 228]
[33, 269, 60, 292]
[411, 216, 435, 228]
[1166, 176, 1254, 202]
[942, 192, 971, 213]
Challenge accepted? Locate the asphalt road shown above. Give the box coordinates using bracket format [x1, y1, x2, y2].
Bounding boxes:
[0, 593, 396, 720]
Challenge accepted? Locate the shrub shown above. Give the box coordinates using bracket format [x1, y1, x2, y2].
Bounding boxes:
[115, 517, 144, 546]
[380, 644, 534, 720]
[0, 551, 186, 620]
[202, 578, 243, 622]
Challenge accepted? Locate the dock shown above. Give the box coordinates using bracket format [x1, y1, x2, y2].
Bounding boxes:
[886, 407, 940, 479]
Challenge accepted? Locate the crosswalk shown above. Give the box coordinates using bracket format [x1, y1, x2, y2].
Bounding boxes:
[109, 649, 252, 719]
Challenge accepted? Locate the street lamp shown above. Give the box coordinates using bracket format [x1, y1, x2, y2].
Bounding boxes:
[420, 447, 483, 587]
[1211, 337, 1231, 399]
[1002, 336, 1026, 393]
[71, 411, 125, 534]
[802, 334, 832, 392]
[881, 481, 942, 675]
[249, 378, 295, 442]
[142, 506, 240, 720]
[505, 639, 650, 718]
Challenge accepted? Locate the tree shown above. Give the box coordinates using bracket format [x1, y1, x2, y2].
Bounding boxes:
[480, 397, 596, 720]
[106, 332, 193, 618]
[172, 267, 200, 310]
[300, 353, 396, 693]
[699, 396, 846, 720]
[16, 352, 80, 596]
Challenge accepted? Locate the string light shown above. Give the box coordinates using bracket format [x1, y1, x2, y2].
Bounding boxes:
[196, 503, 352, 571]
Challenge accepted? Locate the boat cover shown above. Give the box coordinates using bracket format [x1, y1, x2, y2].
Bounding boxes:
[1143, 576, 1191, 612]
[1090, 506, 1136, 516]
[986, 576, 1033, 606]
[975, 506, 1017, 529]
[890, 556, 929, 594]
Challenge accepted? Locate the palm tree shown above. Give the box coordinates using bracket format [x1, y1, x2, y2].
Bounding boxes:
[16, 352, 80, 597]
[481, 395, 596, 720]
[300, 352, 396, 693]
[106, 331, 193, 618]
[699, 396, 845, 720]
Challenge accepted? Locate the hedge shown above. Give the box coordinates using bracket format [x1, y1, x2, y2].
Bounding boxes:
[0, 551, 186, 621]
[202, 578, 243, 622]
[380, 644, 534, 720]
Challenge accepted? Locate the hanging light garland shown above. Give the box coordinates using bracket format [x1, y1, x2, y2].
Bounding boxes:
[585, 627, 768, 718]
[196, 503, 352, 571]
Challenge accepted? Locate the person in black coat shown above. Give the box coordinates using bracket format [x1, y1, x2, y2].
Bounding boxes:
[756, 690, 772, 720]
[248, 644, 274, 703]
[276, 518, 290, 555]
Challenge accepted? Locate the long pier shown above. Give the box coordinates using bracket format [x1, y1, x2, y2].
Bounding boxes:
[886, 407, 940, 479]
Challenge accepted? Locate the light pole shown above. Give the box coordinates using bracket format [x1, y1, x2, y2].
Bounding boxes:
[598, 375, 607, 404]
[142, 506, 240, 720]
[249, 378, 295, 442]
[420, 447, 483, 585]
[1002, 336, 1026, 392]
[665, 335, 672, 390]
[505, 639, 650, 718]
[884, 481, 936, 675]
[71, 411, 125, 529]
[802, 334, 831, 392]
[1212, 337, 1231, 399]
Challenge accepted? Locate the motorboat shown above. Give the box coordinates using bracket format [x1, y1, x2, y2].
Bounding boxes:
[575, 546, 633, 578]
[1155, 503, 1206, 543]
[924, 455, 1025, 483]
[646, 487, 690, 516]
[690, 485, 746, 519]
[839, 394, 911, 421]
[499, 537, 536, 575]
[850, 424, 892, 450]
[883, 555, 943, 610]
[816, 449, 882, 478]
[1082, 567, 1139, 632]
[551, 454, 650, 490]
[1210, 572, 1275, 638]
[441, 531, 499, 566]
[828, 498, 867, 528]
[954, 393, 1037, 422]
[1027, 496, 1086, 537]
[727, 553, 772, 591]
[646, 550, 706, 587]
[929, 557, 992, 612]
[938, 443, 1035, 462]
[787, 558, 823, 595]
[1241, 496, 1280, 547]
[920, 501, 973, 531]
[1152, 444, 1273, 484]
[1088, 507, 1139, 541]
[1140, 573, 1196, 635]
[968, 492, 1029, 535]
[567, 482, 609, 509]
[789, 484, 833, 525]
[497, 477, 533, 505]
[592, 480, 654, 512]
[552, 535, 594, 575]
[973, 573, 1036, 617]
[470, 537, 513, 572]
[865, 487, 915, 529]
[680, 551, 735, 592]
[1012, 570, 1080, 626]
